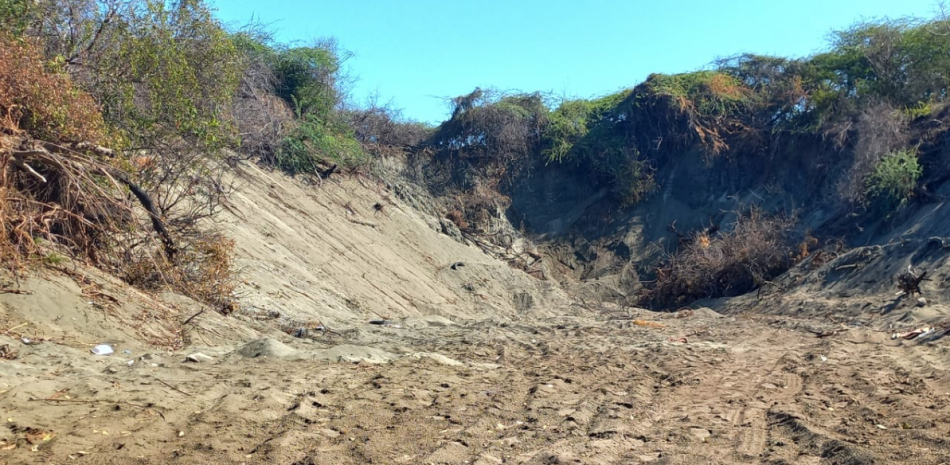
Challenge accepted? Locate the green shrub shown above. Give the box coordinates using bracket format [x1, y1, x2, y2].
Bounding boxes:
[541, 90, 660, 206]
[565, 73, 751, 205]
[0, 0, 31, 35]
[866, 148, 922, 209]
[231, 30, 346, 118]
[542, 90, 631, 163]
[275, 115, 367, 174]
[901, 101, 932, 120]
[274, 46, 342, 117]
[642, 71, 747, 116]
[4, 0, 238, 150]
[230, 27, 357, 168]
[540, 73, 750, 207]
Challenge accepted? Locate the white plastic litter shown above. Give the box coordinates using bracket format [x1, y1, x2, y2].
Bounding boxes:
[91, 344, 114, 356]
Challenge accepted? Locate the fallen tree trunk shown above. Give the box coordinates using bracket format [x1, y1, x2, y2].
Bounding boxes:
[105, 168, 176, 259]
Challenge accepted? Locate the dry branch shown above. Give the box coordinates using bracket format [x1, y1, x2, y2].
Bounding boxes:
[3, 137, 176, 262]
[897, 266, 927, 296]
[106, 169, 176, 258]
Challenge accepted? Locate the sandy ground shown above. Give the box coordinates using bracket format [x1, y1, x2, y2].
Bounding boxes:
[2, 305, 949, 464]
[2, 164, 950, 464]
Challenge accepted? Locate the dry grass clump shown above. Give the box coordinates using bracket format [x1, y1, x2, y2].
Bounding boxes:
[232, 74, 296, 161]
[0, 344, 18, 360]
[632, 71, 752, 161]
[445, 209, 469, 230]
[344, 102, 431, 156]
[428, 89, 547, 165]
[122, 234, 238, 314]
[641, 210, 798, 309]
[1, 134, 238, 313]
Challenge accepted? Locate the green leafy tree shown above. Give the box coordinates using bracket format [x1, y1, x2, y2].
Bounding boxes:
[104, 0, 240, 150]
[274, 45, 341, 117]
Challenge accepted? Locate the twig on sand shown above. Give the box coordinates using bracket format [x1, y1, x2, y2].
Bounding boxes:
[30, 398, 166, 420]
[156, 378, 192, 397]
[347, 218, 378, 228]
[2, 323, 29, 335]
[0, 289, 33, 295]
[182, 308, 206, 325]
[814, 327, 849, 338]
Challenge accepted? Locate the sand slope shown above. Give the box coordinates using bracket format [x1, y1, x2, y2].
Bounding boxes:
[222, 162, 571, 329]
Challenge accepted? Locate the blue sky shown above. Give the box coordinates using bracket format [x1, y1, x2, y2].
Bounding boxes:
[213, 0, 938, 124]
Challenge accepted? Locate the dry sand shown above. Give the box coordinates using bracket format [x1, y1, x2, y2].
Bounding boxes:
[1, 163, 949, 464]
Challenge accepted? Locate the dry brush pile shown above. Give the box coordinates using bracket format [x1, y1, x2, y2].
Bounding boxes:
[640, 210, 800, 309]
[1, 32, 121, 265]
[0, 32, 236, 314]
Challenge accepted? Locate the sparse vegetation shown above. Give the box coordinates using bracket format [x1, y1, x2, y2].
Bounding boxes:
[0, 0, 244, 312]
[0, 31, 134, 268]
[517, 17, 950, 207]
[122, 233, 237, 314]
[230, 28, 369, 175]
[1, 0, 432, 313]
[401, 12, 950, 307]
[838, 103, 910, 205]
[641, 210, 798, 309]
[445, 210, 469, 230]
[343, 95, 432, 156]
[542, 90, 632, 163]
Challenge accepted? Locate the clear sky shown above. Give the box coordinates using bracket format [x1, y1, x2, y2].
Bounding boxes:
[213, 0, 938, 124]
